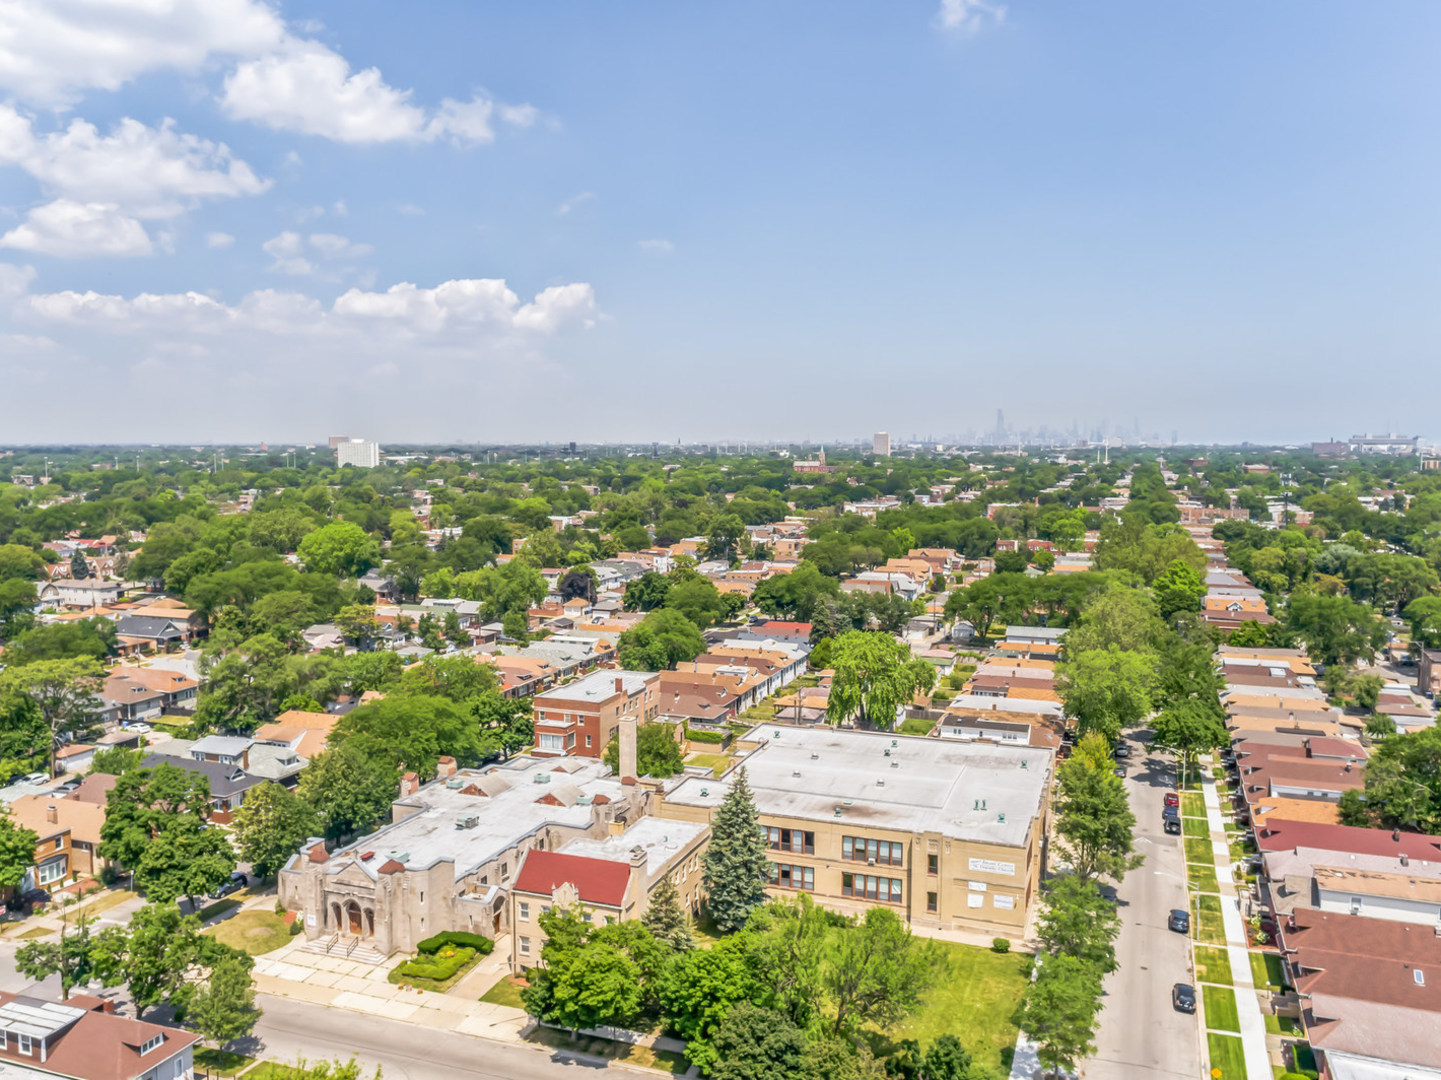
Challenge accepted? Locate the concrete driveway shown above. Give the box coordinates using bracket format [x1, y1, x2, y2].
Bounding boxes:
[1087, 731, 1203, 1080]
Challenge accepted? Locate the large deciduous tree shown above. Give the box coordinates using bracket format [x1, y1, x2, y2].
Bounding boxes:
[826, 631, 935, 729]
[297, 743, 397, 841]
[232, 782, 323, 879]
[1054, 737, 1142, 883]
[616, 608, 707, 671]
[0, 658, 104, 776]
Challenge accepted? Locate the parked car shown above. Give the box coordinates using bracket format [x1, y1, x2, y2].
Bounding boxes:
[123, 723, 152, 734]
[1113, 743, 1132, 760]
[51, 780, 81, 796]
[209, 872, 248, 900]
[1163, 792, 1180, 808]
[1163, 805, 1182, 835]
[20, 773, 48, 786]
[6, 888, 50, 914]
[1172, 983, 1196, 1013]
[1168, 909, 1191, 934]
[1113, 764, 1127, 778]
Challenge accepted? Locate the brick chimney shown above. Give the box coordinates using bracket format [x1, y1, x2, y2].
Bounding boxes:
[619, 715, 638, 786]
[436, 756, 457, 779]
[45, 804, 58, 825]
[615, 676, 624, 694]
[400, 771, 420, 797]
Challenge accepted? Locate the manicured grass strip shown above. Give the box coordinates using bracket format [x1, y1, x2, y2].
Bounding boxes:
[1264, 1014, 1304, 1035]
[205, 910, 295, 956]
[1293, 1043, 1317, 1072]
[1194, 894, 1226, 945]
[1182, 792, 1207, 819]
[1203, 985, 1240, 1032]
[888, 942, 1030, 1072]
[1207, 1032, 1247, 1080]
[1186, 837, 1215, 864]
[480, 975, 526, 1009]
[1187, 861, 1220, 894]
[12, 925, 52, 940]
[1250, 951, 1286, 992]
[77, 889, 137, 918]
[1194, 945, 1233, 985]
[193, 1049, 255, 1077]
[1184, 817, 1211, 839]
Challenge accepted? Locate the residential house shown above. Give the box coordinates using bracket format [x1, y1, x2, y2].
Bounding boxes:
[8, 796, 108, 891]
[531, 671, 659, 758]
[37, 580, 123, 610]
[0, 992, 200, 1080]
[254, 710, 339, 760]
[138, 752, 267, 823]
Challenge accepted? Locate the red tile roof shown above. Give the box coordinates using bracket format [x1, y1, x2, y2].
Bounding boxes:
[753, 621, 812, 636]
[512, 850, 631, 907]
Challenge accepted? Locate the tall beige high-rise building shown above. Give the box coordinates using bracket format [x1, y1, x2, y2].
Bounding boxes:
[336, 438, 380, 468]
[873, 431, 891, 457]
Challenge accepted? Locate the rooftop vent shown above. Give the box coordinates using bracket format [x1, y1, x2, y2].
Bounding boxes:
[998, 813, 1006, 823]
[792, 770, 802, 778]
[455, 815, 480, 830]
[884, 749, 891, 757]
[700, 787, 709, 797]
[446, 777, 465, 789]
[877, 779, 885, 787]
[811, 753, 819, 760]
[1020, 760, 1028, 769]
[834, 807, 843, 817]
[533, 773, 550, 784]
[890, 761, 900, 768]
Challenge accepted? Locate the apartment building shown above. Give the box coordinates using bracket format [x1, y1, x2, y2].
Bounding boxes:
[530, 670, 659, 758]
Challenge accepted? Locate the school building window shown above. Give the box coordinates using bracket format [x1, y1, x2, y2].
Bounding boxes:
[842, 836, 904, 867]
[841, 873, 903, 903]
[767, 863, 815, 891]
[763, 827, 814, 855]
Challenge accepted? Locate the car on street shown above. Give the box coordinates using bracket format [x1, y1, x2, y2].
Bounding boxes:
[1164, 792, 1180, 808]
[209, 871, 248, 900]
[1172, 983, 1196, 1013]
[1163, 805, 1182, 834]
[1168, 908, 1191, 933]
[1113, 743, 1132, 759]
[123, 723, 152, 734]
[1113, 764, 1127, 777]
[20, 772, 48, 786]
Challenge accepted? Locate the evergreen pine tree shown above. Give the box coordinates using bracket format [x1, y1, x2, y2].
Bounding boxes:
[69, 548, 90, 580]
[641, 874, 695, 950]
[702, 767, 768, 932]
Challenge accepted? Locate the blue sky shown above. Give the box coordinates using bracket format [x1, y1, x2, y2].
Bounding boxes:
[1, 1, 1438, 445]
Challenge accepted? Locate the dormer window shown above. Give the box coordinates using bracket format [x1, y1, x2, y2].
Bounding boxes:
[140, 1034, 163, 1055]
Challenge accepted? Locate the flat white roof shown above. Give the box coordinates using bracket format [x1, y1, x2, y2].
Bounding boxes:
[664, 724, 1051, 849]
[536, 669, 654, 704]
[560, 817, 708, 883]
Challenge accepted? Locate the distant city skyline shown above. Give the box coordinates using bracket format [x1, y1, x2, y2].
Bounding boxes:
[0, 2, 1437, 442]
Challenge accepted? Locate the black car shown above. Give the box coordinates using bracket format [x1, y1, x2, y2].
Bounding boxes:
[1113, 764, 1127, 778]
[1168, 908, 1191, 933]
[1173, 983, 1196, 1013]
[209, 871, 247, 900]
[1163, 805, 1182, 834]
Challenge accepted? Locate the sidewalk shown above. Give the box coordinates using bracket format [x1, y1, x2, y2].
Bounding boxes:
[1200, 765, 1271, 1080]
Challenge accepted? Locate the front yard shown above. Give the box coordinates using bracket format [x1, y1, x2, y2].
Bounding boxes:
[885, 941, 1031, 1072]
[205, 910, 295, 955]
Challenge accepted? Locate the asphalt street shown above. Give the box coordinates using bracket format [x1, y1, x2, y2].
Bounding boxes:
[1087, 731, 1203, 1080]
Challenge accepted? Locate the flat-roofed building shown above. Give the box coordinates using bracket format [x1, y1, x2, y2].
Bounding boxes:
[531, 670, 659, 758]
[657, 724, 1052, 937]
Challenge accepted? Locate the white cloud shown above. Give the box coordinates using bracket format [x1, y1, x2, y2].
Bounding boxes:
[936, 0, 1006, 34]
[556, 192, 595, 216]
[205, 232, 235, 249]
[261, 231, 312, 275]
[638, 238, 674, 255]
[0, 201, 152, 257]
[308, 233, 373, 259]
[395, 203, 426, 216]
[0, 107, 270, 219]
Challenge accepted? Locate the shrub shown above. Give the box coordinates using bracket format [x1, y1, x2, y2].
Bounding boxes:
[685, 728, 727, 744]
[398, 946, 476, 981]
[992, 937, 1011, 953]
[288, 920, 302, 936]
[275, 901, 286, 915]
[415, 930, 494, 955]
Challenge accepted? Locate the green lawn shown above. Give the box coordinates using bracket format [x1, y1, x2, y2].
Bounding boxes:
[1184, 817, 1211, 839]
[193, 1049, 255, 1077]
[886, 942, 1031, 1073]
[1186, 838, 1215, 864]
[1208, 1032, 1247, 1080]
[1194, 946, 1233, 985]
[388, 948, 485, 993]
[1203, 985, 1240, 1032]
[691, 911, 724, 948]
[898, 717, 934, 736]
[1231, 837, 1258, 861]
[1181, 793, 1207, 819]
[1264, 1015, 1304, 1035]
[1194, 894, 1226, 945]
[77, 889, 137, 918]
[1250, 951, 1286, 992]
[1292, 1043, 1317, 1072]
[480, 975, 527, 1009]
[12, 925, 52, 940]
[205, 910, 294, 955]
[245, 1065, 308, 1080]
[685, 752, 730, 776]
[1187, 861, 1220, 894]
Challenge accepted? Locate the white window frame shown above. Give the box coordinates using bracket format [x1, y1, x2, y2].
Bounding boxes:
[518, 902, 530, 921]
[18, 1034, 32, 1055]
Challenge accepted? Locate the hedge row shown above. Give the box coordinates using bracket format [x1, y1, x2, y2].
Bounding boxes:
[685, 729, 727, 744]
[398, 946, 477, 982]
[415, 930, 494, 955]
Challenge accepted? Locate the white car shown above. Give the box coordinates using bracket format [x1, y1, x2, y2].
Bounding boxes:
[125, 723, 152, 734]
[20, 773, 49, 786]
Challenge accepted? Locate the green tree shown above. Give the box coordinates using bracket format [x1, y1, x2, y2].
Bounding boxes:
[826, 631, 935, 729]
[98, 763, 212, 869]
[921, 1035, 974, 1080]
[297, 521, 382, 578]
[665, 576, 729, 629]
[616, 608, 707, 671]
[332, 694, 485, 777]
[704, 514, 746, 563]
[1064, 586, 1163, 656]
[1352, 674, 1385, 713]
[233, 782, 323, 879]
[1056, 647, 1155, 743]
[709, 1003, 809, 1080]
[187, 950, 261, 1046]
[641, 875, 695, 951]
[1152, 558, 1206, 620]
[14, 911, 100, 1000]
[622, 571, 672, 612]
[702, 768, 769, 933]
[132, 817, 237, 910]
[0, 577, 37, 640]
[297, 743, 397, 841]
[1286, 593, 1387, 667]
[659, 936, 758, 1072]
[0, 815, 38, 890]
[1020, 955, 1103, 1077]
[0, 657, 105, 776]
[1054, 740, 1142, 883]
[334, 603, 381, 646]
[602, 722, 685, 779]
[1036, 874, 1122, 974]
[1150, 700, 1228, 789]
[824, 906, 942, 1038]
[520, 907, 644, 1033]
[91, 904, 209, 1019]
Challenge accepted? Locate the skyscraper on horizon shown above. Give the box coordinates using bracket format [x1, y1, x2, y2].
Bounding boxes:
[873, 432, 891, 457]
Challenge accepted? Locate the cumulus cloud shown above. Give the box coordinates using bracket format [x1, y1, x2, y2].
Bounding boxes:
[0, 201, 153, 257]
[0, 1, 537, 146]
[262, 231, 373, 274]
[936, 0, 1006, 34]
[205, 232, 235, 249]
